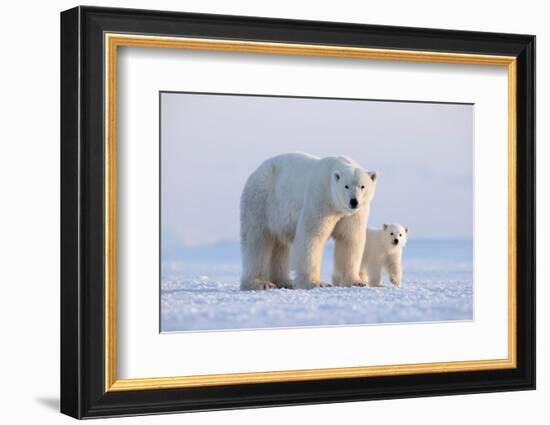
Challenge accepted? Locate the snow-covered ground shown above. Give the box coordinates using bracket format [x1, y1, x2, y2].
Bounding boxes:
[161, 240, 473, 332]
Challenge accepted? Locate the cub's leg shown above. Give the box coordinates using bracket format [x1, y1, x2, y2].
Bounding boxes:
[385, 254, 403, 287]
[367, 261, 384, 287]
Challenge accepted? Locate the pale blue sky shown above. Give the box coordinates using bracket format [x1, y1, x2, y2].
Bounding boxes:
[161, 92, 473, 249]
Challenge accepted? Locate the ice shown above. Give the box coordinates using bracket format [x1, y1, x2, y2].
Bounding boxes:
[160, 239, 473, 332]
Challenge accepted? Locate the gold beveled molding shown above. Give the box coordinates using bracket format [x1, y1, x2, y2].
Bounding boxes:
[104, 33, 518, 392]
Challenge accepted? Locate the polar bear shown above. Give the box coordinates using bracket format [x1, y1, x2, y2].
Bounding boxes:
[360, 224, 408, 287]
[240, 153, 377, 290]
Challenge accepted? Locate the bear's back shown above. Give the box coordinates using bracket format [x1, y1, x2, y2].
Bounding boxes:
[266, 152, 319, 193]
[264, 154, 319, 237]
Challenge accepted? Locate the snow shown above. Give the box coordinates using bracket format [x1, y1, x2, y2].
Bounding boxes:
[161, 240, 473, 332]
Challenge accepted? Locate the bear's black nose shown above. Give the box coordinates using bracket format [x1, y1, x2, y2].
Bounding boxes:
[393, 239, 399, 245]
[350, 198, 358, 209]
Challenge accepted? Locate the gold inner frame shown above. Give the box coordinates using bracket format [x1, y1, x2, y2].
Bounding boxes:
[104, 33, 517, 392]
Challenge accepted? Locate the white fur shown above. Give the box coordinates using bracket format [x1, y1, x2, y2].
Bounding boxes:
[360, 224, 408, 287]
[240, 153, 377, 290]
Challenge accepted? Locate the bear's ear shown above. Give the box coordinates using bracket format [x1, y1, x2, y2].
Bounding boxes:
[334, 171, 340, 182]
[405, 227, 409, 233]
[368, 171, 377, 182]
[383, 224, 388, 231]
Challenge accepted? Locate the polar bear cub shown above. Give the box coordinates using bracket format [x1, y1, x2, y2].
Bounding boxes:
[240, 152, 377, 290]
[360, 224, 408, 287]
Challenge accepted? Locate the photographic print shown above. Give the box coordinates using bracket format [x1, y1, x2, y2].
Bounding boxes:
[61, 8, 535, 417]
[160, 92, 474, 332]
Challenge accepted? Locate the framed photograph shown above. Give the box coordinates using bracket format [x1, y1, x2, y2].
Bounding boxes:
[60, 6, 535, 419]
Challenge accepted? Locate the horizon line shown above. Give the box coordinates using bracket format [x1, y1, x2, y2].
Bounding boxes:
[166, 237, 474, 249]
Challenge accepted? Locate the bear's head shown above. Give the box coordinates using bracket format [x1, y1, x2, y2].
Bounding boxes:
[331, 165, 377, 215]
[382, 224, 408, 249]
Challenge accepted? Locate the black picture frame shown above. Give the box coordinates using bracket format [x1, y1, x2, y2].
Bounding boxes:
[61, 5, 535, 419]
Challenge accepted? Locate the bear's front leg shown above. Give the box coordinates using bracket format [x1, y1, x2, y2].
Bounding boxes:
[292, 213, 336, 289]
[332, 215, 367, 287]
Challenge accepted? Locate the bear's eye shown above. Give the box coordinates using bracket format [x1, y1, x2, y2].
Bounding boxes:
[399, 234, 402, 237]
[345, 185, 349, 189]
[361, 185, 365, 189]
[390, 232, 394, 236]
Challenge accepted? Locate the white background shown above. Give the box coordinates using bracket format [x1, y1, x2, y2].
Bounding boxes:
[0, 0, 545, 424]
[119, 47, 508, 378]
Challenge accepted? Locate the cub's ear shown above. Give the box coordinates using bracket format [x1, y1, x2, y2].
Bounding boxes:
[383, 224, 388, 230]
[334, 171, 340, 181]
[368, 171, 377, 182]
[405, 227, 409, 233]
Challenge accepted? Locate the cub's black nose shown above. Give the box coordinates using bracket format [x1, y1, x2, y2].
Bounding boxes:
[350, 198, 358, 209]
[393, 239, 399, 245]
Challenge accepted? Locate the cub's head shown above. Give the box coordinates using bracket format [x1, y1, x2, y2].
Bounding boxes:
[331, 165, 377, 214]
[382, 224, 408, 249]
